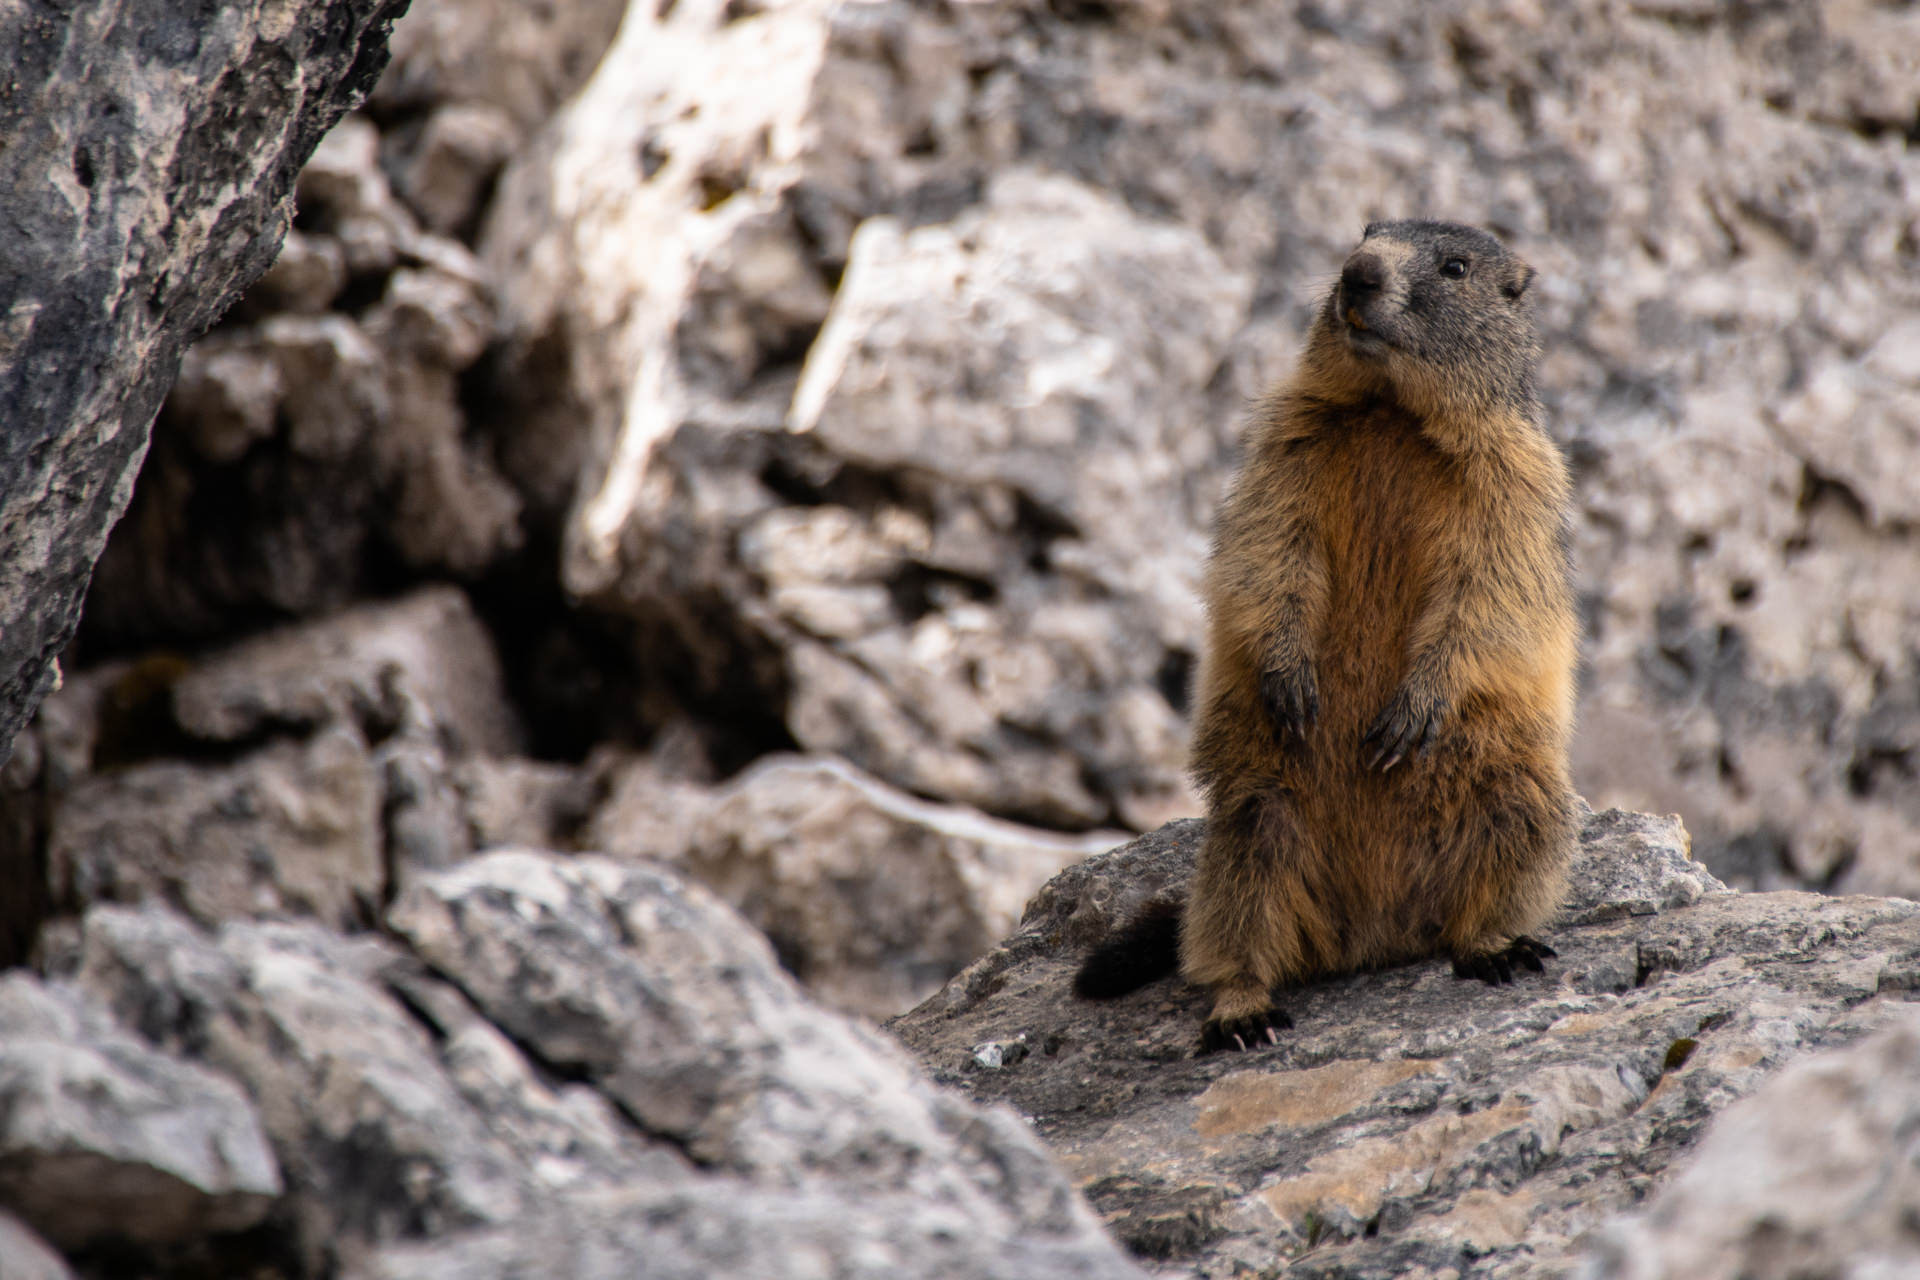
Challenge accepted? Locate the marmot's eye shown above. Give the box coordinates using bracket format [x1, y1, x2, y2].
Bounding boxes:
[1441, 257, 1469, 279]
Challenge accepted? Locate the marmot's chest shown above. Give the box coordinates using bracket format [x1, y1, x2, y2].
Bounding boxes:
[1307, 415, 1460, 599]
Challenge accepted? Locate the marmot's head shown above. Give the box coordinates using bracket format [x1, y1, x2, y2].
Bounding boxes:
[1312, 219, 1540, 422]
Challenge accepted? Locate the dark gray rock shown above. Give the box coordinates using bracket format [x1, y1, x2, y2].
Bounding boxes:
[0, 0, 409, 765]
[889, 810, 1920, 1277]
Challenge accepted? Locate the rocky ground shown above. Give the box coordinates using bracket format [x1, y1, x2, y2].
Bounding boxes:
[892, 809, 1920, 1278]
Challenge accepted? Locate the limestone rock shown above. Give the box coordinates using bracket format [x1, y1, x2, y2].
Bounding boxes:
[454, 755, 598, 853]
[78, 124, 523, 653]
[168, 586, 518, 755]
[372, 0, 628, 235]
[1578, 1006, 1920, 1280]
[46, 725, 383, 932]
[0, 0, 408, 764]
[359, 1177, 1145, 1280]
[585, 752, 1123, 1017]
[28, 589, 519, 933]
[384, 849, 1144, 1275]
[773, 172, 1246, 827]
[63, 904, 680, 1277]
[889, 809, 1920, 1277]
[0, 971, 281, 1253]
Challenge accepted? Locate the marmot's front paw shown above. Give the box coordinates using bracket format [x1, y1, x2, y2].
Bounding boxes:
[1260, 663, 1319, 743]
[1361, 684, 1446, 771]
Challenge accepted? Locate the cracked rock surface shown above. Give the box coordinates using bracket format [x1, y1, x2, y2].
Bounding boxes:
[0, 0, 408, 764]
[890, 807, 1920, 1278]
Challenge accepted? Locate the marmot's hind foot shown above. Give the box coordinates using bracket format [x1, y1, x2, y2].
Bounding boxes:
[1452, 935, 1556, 985]
[1197, 1006, 1293, 1056]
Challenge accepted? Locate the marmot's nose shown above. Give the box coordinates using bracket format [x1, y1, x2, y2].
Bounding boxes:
[1340, 252, 1386, 301]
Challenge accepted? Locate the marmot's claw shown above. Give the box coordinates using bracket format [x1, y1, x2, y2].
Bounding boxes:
[1362, 689, 1443, 771]
[1507, 936, 1555, 970]
[1197, 1006, 1294, 1056]
[1453, 936, 1556, 986]
[1261, 664, 1320, 743]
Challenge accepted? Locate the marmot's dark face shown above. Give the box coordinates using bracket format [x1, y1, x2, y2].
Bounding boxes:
[1325, 219, 1538, 408]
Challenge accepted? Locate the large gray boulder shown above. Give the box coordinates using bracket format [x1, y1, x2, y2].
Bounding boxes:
[889, 805, 1920, 1277]
[0, 0, 409, 765]
[64, 905, 672, 1278]
[384, 850, 1145, 1280]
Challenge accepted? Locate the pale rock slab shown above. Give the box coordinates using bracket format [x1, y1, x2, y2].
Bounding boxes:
[585, 751, 1123, 1017]
[0, 972, 281, 1254]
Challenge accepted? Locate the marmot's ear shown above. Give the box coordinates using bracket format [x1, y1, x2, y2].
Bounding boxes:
[1502, 262, 1536, 300]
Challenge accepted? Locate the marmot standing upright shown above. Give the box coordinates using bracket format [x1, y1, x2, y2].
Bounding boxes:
[1076, 219, 1578, 1053]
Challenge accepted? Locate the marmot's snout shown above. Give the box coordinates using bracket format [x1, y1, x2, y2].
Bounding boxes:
[1338, 249, 1391, 340]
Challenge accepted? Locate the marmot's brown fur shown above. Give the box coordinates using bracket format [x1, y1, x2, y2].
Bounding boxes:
[1076, 220, 1578, 1054]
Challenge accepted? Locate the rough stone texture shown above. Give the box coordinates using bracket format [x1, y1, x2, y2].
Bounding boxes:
[78, 123, 524, 653]
[64, 0, 636, 679]
[370, 0, 628, 236]
[167, 585, 518, 755]
[584, 752, 1123, 1017]
[889, 809, 1920, 1277]
[47, 725, 384, 932]
[0, 971, 281, 1254]
[0, 0, 409, 766]
[1578, 1005, 1920, 1280]
[469, 0, 1920, 891]
[60, 903, 682, 1278]
[12, 588, 520, 941]
[382, 849, 1144, 1277]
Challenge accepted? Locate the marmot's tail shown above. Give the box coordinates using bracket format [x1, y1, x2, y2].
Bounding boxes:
[1072, 896, 1183, 999]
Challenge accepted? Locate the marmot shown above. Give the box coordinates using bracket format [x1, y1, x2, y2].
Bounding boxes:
[1075, 219, 1578, 1054]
